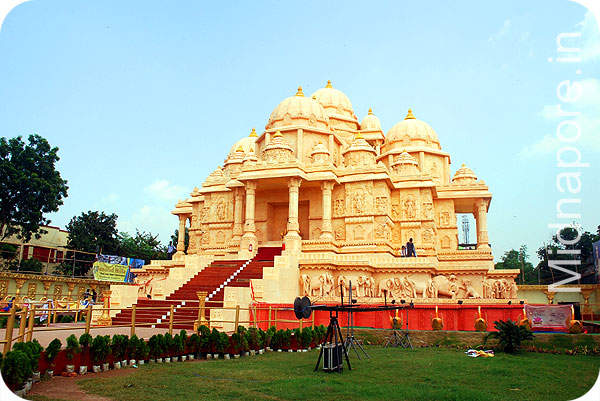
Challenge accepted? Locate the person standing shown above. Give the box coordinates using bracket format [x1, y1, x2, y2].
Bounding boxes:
[167, 241, 175, 259]
[406, 238, 417, 257]
[401, 245, 407, 257]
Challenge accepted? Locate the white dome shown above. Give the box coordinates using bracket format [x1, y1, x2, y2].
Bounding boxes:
[386, 109, 440, 150]
[311, 80, 356, 120]
[228, 128, 258, 157]
[360, 108, 381, 131]
[266, 87, 330, 130]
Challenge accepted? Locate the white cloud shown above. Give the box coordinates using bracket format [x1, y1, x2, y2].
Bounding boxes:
[577, 11, 600, 62]
[488, 19, 512, 42]
[143, 179, 190, 203]
[118, 205, 176, 242]
[101, 193, 120, 203]
[520, 78, 600, 158]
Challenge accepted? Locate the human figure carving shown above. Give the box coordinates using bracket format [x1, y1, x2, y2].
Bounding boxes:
[299, 274, 311, 296]
[460, 279, 482, 299]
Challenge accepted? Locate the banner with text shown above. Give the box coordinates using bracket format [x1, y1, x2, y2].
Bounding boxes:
[92, 261, 130, 282]
[524, 304, 572, 329]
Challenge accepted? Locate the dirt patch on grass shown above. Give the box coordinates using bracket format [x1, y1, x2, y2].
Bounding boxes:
[27, 368, 137, 401]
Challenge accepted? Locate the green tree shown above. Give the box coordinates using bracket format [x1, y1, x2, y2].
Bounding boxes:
[535, 225, 600, 285]
[495, 245, 536, 284]
[170, 228, 189, 253]
[56, 211, 120, 276]
[0, 135, 68, 242]
[119, 230, 167, 263]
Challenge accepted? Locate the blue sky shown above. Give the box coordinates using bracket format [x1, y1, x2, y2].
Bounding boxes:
[0, 0, 598, 262]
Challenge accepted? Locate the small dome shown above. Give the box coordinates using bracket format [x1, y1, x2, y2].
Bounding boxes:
[229, 128, 258, 157]
[311, 80, 356, 120]
[342, 133, 376, 155]
[386, 109, 440, 150]
[311, 141, 330, 156]
[452, 164, 478, 184]
[360, 108, 381, 131]
[266, 86, 330, 130]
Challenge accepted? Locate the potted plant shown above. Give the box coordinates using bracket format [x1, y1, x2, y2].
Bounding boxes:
[230, 332, 242, 358]
[128, 335, 139, 366]
[156, 334, 166, 362]
[188, 333, 199, 360]
[179, 330, 188, 361]
[111, 334, 124, 369]
[120, 335, 129, 367]
[148, 335, 159, 363]
[301, 326, 314, 350]
[257, 328, 266, 353]
[65, 334, 80, 374]
[163, 333, 174, 362]
[198, 325, 210, 358]
[216, 331, 230, 359]
[174, 333, 185, 361]
[78, 333, 93, 374]
[12, 340, 43, 384]
[136, 337, 149, 365]
[265, 327, 276, 351]
[1, 349, 33, 396]
[44, 338, 62, 378]
[209, 328, 220, 359]
[90, 335, 110, 372]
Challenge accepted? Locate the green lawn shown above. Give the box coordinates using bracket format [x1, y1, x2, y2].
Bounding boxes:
[31, 347, 600, 401]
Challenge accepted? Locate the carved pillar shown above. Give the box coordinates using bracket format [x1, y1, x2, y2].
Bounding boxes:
[581, 288, 594, 316]
[67, 282, 76, 301]
[320, 181, 334, 239]
[243, 181, 257, 235]
[42, 280, 52, 298]
[542, 290, 556, 304]
[176, 214, 187, 254]
[476, 199, 490, 250]
[284, 177, 302, 251]
[96, 290, 112, 326]
[240, 181, 257, 256]
[15, 278, 26, 301]
[232, 187, 244, 241]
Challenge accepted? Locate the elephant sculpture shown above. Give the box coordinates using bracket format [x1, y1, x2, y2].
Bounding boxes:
[299, 274, 311, 297]
[377, 278, 395, 298]
[337, 275, 364, 297]
[426, 275, 459, 298]
[306, 272, 334, 297]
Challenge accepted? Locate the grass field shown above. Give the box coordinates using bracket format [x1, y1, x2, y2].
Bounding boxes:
[27, 346, 600, 401]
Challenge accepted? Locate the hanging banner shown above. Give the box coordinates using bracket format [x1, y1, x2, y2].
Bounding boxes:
[92, 261, 130, 282]
[524, 304, 572, 329]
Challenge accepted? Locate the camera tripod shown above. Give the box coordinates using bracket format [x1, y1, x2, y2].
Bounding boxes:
[384, 303, 413, 349]
[314, 309, 352, 372]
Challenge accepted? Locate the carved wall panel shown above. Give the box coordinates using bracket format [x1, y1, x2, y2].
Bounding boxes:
[0, 280, 7, 299]
[441, 236, 451, 249]
[335, 226, 346, 240]
[353, 225, 365, 240]
[27, 283, 37, 299]
[335, 199, 345, 217]
[403, 194, 416, 219]
[54, 284, 63, 299]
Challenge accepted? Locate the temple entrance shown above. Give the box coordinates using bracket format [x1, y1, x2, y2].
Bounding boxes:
[266, 201, 309, 241]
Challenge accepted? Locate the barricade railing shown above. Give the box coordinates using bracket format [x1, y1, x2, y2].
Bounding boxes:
[1, 301, 316, 354]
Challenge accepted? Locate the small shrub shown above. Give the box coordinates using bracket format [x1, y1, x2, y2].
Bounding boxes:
[90, 335, 110, 364]
[148, 335, 160, 359]
[1, 350, 32, 389]
[301, 327, 313, 348]
[216, 332, 230, 354]
[79, 333, 93, 349]
[66, 334, 80, 361]
[45, 338, 62, 368]
[484, 320, 533, 353]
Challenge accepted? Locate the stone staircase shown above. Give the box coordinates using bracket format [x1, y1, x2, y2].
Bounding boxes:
[111, 247, 282, 330]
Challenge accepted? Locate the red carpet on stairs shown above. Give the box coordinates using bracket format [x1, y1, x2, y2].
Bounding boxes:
[111, 247, 282, 330]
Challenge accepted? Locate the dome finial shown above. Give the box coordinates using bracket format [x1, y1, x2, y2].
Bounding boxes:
[355, 132, 364, 140]
[295, 86, 304, 96]
[405, 108, 416, 120]
[237, 145, 244, 152]
[249, 128, 258, 137]
[274, 130, 283, 137]
[326, 80, 332, 88]
[368, 107, 373, 115]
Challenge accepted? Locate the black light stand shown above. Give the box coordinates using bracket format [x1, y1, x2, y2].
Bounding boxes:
[343, 281, 369, 359]
[384, 300, 413, 349]
[314, 309, 352, 372]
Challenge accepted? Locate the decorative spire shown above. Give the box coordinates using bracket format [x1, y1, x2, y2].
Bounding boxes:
[273, 130, 283, 137]
[312, 95, 317, 100]
[236, 145, 244, 152]
[325, 80, 332, 88]
[249, 128, 258, 137]
[355, 132, 365, 140]
[368, 107, 373, 115]
[405, 108, 416, 120]
[295, 86, 304, 96]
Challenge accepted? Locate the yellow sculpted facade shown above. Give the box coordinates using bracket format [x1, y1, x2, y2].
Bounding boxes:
[170, 81, 519, 304]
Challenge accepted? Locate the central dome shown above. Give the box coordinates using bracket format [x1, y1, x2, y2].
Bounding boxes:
[311, 80, 356, 120]
[266, 86, 330, 130]
[386, 109, 441, 150]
